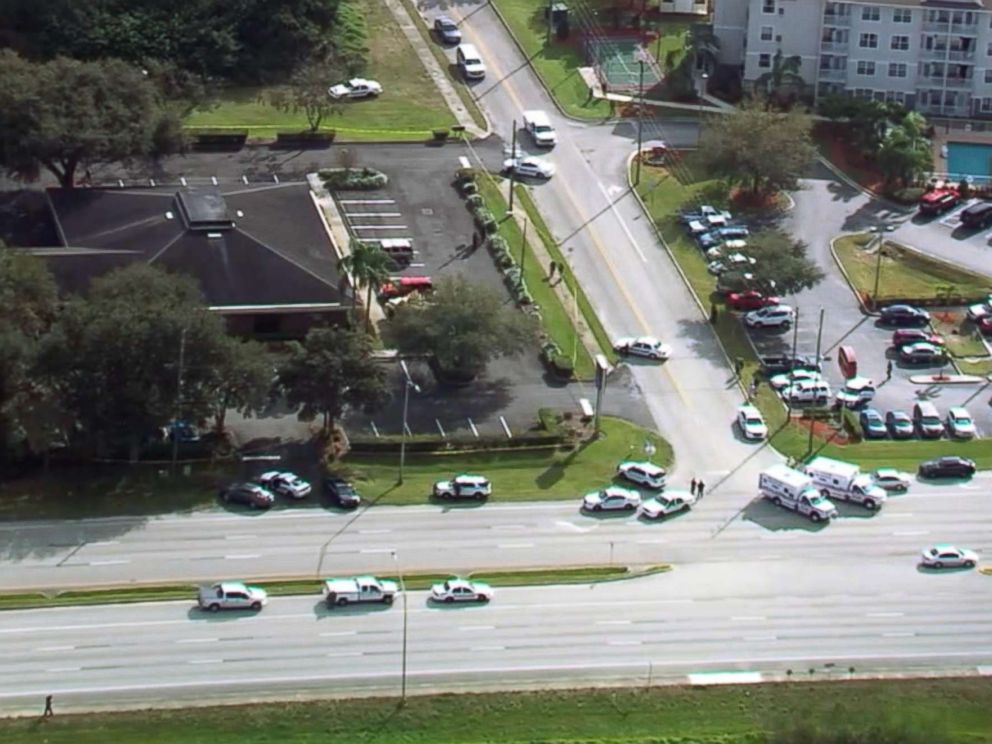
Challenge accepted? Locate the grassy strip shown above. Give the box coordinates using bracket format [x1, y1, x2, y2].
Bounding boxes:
[185, 0, 455, 138]
[833, 234, 992, 302]
[339, 416, 672, 505]
[489, 0, 610, 120]
[398, 0, 488, 133]
[476, 176, 596, 379]
[634, 164, 992, 470]
[3, 679, 991, 742]
[514, 184, 619, 363]
[0, 567, 668, 611]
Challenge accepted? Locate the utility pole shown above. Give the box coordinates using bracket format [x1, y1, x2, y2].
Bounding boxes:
[170, 327, 187, 474]
[808, 308, 825, 456]
[594, 354, 609, 438]
[391, 551, 409, 703]
[520, 218, 528, 273]
[635, 60, 645, 186]
[787, 307, 800, 417]
[508, 120, 517, 213]
[872, 234, 884, 306]
[397, 360, 420, 484]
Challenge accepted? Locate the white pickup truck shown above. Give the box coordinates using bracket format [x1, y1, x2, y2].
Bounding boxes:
[759, 464, 838, 523]
[323, 576, 399, 608]
[197, 582, 268, 612]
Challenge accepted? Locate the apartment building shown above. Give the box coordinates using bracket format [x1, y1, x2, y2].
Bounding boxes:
[659, 0, 709, 14]
[714, 0, 992, 118]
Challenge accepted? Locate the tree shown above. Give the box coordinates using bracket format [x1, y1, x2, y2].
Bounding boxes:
[0, 52, 184, 188]
[876, 112, 933, 187]
[337, 239, 393, 331]
[383, 276, 537, 380]
[276, 326, 388, 436]
[38, 265, 233, 459]
[684, 24, 720, 76]
[738, 229, 825, 295]
[699, 104, 816, 195]
[269, 55, 344, 132]
[205, 337, 274, 435]
[755, 50, 805, 108]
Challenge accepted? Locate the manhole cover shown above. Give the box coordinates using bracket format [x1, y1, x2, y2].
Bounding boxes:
[421, 207, 434, 216]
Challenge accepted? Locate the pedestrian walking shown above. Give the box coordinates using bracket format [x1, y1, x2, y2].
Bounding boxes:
[886, 359, 893, 380]
[696, 480, 705, 499]
[734, 357, 744, 378]
[548, 260, 557, 280]
[710, 303, 718, 324]
[690, 477, 697, 495]
[748, 381, 758, 398]
[43, 695, 53, 718]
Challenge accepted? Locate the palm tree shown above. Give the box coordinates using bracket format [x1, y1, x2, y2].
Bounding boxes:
[337, 239, 392, 332]
[755, 50, 805, 108]
[684, 24, 720, 75]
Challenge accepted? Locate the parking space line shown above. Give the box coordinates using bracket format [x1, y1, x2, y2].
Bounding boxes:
[344, 212, 402, 217]
[338, 199, 395, 205]
[350, 225, 409, 230]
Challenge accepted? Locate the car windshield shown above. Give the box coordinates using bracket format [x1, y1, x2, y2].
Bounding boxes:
[745, 416, 763, 426]
[922, 416, 940, 425]
[440, 19, 456, 28]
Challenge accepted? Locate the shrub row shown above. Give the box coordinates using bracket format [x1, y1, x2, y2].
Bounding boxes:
[189, 129, 248, 151]
[349, 431, 565, 453]
[275, 130, 335, 148]
[541, 340, 574, 379]
[320, 167, 388, 191]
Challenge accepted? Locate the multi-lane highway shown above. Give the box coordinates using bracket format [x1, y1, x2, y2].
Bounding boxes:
[1, 554, 988, 714]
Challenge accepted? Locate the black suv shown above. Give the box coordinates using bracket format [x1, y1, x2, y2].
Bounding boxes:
[918, 456, 976, 479]
[960, 202, 992, 229]
[760, 354, 822, 375]
[324, 477, 362, 508]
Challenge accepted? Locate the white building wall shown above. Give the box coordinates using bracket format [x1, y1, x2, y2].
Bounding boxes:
[742, 0, 823, 86]
[713, 0, 749, 66]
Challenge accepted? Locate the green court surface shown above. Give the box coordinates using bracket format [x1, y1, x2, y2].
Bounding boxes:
[588, 37, 662, 89]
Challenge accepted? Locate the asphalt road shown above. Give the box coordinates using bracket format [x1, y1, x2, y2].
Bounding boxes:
[3, 474, 990, 589]
[1, 556, 989, 714]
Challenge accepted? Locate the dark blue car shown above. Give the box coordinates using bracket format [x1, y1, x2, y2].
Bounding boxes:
[859, 408, 887, 439]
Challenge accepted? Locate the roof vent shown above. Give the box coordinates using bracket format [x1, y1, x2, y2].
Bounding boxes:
[174, 187, 234, 232]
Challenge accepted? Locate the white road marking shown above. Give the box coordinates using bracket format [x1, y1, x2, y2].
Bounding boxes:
[224, 535, 257, 540]
[471, 645, 506, 651]
[892, 530, 929, 536]
[490, 525, 528, 531]
[319, 631, 358, 637]
[188, 659, 221, 665]
[175, 638, 218, 645]
[607, 640, 641, 646]
[731, 616, 766, 622]
[88, 541, 119, 546]
[338, 199, 395, 205]
[458, 625, 495, 631]
[35, 645, 74, 652]
[360, 548, 395, 554]
[689, 671, 762, 685]
[866, 612, 904, 618]
[882, 632, 915, 638]
[88, 559, 130, 566]
[358, 529, 391, 535]
[326, 652, 362, 658]
[596, 620, 631, 626]
[46, 667, 80, 673]
[223, 554, 261, 560]
[351, 225, 408, 230]
[742, 635, 777, 642]
[344, 212, 402, 217]
[497, 543, 534, 549]
[636, 538, 668, 544]
[595, 180, 647, 262]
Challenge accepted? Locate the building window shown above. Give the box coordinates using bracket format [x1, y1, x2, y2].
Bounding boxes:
[888, 63, 907, 78]
[985, 69, 992, 83]
[762, 0, 775, 14]
[760, 26, 773, 41]
[893, 9, 911, 24]
[857, 60, 876, 76]
[859, 33, 878, 49]
[987, 42, 992, 56]
[861, 6, 880, 22]
[758, 53, 771, 69]
[890, 35, 909, 51]
[981, 97, 992, 113]
[885, 91, 906, 105]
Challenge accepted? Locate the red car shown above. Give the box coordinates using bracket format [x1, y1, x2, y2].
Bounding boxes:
[379, 276, 433, 300]
[891, 329, 945, 348]
[978, 317, 992, 336]
[918, 188, 959, 215]
[727, 290, 780, 311]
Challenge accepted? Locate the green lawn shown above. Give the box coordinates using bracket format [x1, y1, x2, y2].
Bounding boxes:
[833, 234, 992, 303]
[475, 176, 596, 379]
[185, 0, 455, 139]
[336, 416, 672, 505]
[489, 0, 610, 119]
[634, 163, 992, 470]
[4, 679, 991, 743]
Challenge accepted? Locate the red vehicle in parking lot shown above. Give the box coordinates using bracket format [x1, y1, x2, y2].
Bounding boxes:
[891, 329, 945, 347]
[918, 188, 959, 215]
[379, 276, 433, 300]
[727, 290, 779, 311]
[978, 317, 992, 336]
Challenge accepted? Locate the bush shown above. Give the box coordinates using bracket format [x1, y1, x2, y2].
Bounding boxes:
[538, 407, 562, 433]
[461, 181, 478, 196]
[504, 267, 523, 287]
[465, 193, 483, 208]
[275, 130, 335, 149]
[432, 128, 450, 141]
[888, 186, 925, 205]
[320, 166, 387, 191]
[455, 167, 477, 184]
[551, 353, 574, 378]
[489, 235, 509, 253]
[190, 130, 248, 151]
[483, 217, 499, 235]
[493, 247, 514, 269]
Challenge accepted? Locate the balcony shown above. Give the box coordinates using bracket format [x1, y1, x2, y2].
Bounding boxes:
[818, 68, 846, 82]
[948, 49, 976, 62]
[920, 47, 948, 61]
[923, 21, 950, 33]
[951, 22, 978, 35]
[920, 76, 973, 90]
[820, 41, 849, 53]
[822, 11, 851, 27]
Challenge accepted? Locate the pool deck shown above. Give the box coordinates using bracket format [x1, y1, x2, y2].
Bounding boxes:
[933, 125, 992, 178]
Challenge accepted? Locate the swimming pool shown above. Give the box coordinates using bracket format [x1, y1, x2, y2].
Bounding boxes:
[946, 141, 992, 178]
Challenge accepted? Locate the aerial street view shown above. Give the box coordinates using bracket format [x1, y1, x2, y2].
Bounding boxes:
[3, 0, 992, 741]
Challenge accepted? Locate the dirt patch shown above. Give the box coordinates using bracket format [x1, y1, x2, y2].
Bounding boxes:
[793, 414, 849, 444]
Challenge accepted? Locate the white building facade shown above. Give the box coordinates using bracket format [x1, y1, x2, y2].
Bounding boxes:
[714, 0, 992, 118]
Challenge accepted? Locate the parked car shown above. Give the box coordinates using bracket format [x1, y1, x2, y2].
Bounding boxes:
[770, 369, 822, 390]
[640, 489, 695, 519]
[879, 304, 930, 326]
[324, 477, 361, 508]
[433, 15, 461, 44]
[891, 329, 944, 348]
[430, 577, 493, 603]
[697, 232, 722, 250]
[835, 376, 876, 408]
[919, 544, 978, 569]
[523, 109, 557, 147]
[960, 201, 992, 229]
[257, 471, 312, 499]
[859, 408, 888, 439]
[760, 354, 821, 375]
[913, 402, 945, 439]
[918, 456, 976, 479]
[582, 486, 642, 512]
[616, 461, 666, 490]
[966, 295, 992, 322]
[885, 410, 914, 439]
[781, 380, 831, 405]
[917, 187, 959, 215]
[197, 582, 267, 612]
[870, 468, 911, 491]
[745, 304, 795, 329]
[220, 482, 275, 509]
[679, 205, 732, 225]
[716, 225, 749, 240]
[613, 336, 672, 360]
[946, 406, 977, 439]
[502, 157, 555, 179]
[708, 253, 754, 276]
[978, 316, 992, 336]
[736, 404, 767, 440]
[727, 290, 779, 311]
[328, 78, 382, 99]
[432, 474, 492, 500]
[165, 419, 200, 443]
[900, 341, 947, 365]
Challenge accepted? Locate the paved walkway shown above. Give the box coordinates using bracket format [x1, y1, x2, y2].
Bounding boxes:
[383, 0, 489, 138]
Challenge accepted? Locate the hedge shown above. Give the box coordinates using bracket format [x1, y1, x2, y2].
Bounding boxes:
[321, 167, 388, 191]
[275, 130, 335, 148]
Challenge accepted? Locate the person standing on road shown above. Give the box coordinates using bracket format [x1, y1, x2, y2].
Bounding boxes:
[886, 359, 893, 381]
[696, 480, 705, 499]
[690, 477, 697, 495]
[43, 695, 53, 718]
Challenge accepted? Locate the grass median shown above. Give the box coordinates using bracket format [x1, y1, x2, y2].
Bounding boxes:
[3, 678, 990, 743]
[185, 0, 455, 140]
[0, 566, 670, 611]
[633, 162, 992, 470]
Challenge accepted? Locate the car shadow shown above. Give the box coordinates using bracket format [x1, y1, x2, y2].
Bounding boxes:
[186, 606, 263, 622]
[429, 496, 488, 510]
[312, 599, 396, 619]
[426, 599, 491, 611]
[637, 508, 690, 524]
[216, 499, 270, 516]
[615, 357, 668, 367]
[579, 507, 640, 519]
[740, 498, 830, 532]
[916, 475, 973, 485]
[916, 564, 976, 574]
[833, 502, 879, 520]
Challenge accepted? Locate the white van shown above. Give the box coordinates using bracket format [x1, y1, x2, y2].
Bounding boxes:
[523, 110, 557, 147]
[456, 44, 486, 80]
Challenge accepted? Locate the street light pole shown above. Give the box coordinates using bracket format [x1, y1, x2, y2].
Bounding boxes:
[398, 360, 420, 485]
[391, 551, 408, 703]
[635, 60, 645, 186]
[871, 232, 885, 306]
[808, 308, 825, 456]
[509, 120, 517, 213]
